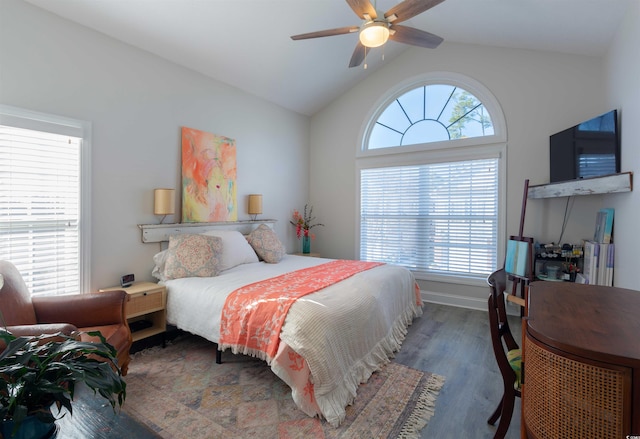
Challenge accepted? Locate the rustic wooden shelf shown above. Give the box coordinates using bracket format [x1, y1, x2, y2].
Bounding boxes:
[527, 172, 632, 199]
[138, 219, 277, 243]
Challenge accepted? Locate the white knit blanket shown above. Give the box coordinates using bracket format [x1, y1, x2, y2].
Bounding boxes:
[274, 262, 422, 426]
[163, 255, 422, 426]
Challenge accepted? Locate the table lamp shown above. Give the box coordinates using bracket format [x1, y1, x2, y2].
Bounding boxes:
[248, 194, 262, 221]
[154, 188, 175, 224]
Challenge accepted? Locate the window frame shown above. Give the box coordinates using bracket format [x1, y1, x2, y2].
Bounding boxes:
[355, 72, 507, 286]
[0, 104, 92, 295]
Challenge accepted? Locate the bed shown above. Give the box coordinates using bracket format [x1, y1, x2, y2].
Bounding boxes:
[148, 223, 422, 427]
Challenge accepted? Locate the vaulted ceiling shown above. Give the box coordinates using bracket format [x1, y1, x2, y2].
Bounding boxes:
[24, 0, 633, 116]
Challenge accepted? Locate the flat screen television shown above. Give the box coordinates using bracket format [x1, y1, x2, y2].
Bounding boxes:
[549, 109, 620, 183]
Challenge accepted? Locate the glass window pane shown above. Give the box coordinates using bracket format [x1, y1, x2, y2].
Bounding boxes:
[376, 101, 411, 134]
[365, 84, 493, 150]
[397, 87, 424, 124]
[0, 125, 82, 296]
[403, 120, 450, 146]
[425, 84, 456, 121]
[369, 123, 403, 150]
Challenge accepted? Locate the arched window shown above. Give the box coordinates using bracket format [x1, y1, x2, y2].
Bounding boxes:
[367, 84, 494, 149]
[357, 73, 506, 283]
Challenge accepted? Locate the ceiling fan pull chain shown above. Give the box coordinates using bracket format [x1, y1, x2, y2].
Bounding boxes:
[364, 46, 368, 69]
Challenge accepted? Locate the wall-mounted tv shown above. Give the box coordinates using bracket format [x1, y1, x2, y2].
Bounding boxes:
[549, 109, 620, 183]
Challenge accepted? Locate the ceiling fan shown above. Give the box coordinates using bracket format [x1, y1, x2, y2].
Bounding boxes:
[291, 0, 446, 68]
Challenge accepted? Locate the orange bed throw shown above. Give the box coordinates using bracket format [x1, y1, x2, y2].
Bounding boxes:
[219, 260, 383, 362]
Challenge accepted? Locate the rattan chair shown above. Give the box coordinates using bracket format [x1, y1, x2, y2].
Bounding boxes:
[487, 268, 522, 439]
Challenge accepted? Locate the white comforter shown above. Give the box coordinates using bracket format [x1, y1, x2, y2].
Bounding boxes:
[163, 254, 422, 426]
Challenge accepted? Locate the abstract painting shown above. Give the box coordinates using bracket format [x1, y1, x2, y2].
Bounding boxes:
[181, 127, 237, 222]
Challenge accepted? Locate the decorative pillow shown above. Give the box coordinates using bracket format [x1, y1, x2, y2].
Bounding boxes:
[151, 250, 169, 282]
[163, 234, 223, 280]
[246, 224, 286, 263]
[202, 230, 259, 271]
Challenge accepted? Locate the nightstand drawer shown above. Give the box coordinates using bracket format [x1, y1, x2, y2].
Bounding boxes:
[127, 290, 163, 317]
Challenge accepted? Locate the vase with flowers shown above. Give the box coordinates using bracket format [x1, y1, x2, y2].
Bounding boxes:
[290, 204, 324, 254]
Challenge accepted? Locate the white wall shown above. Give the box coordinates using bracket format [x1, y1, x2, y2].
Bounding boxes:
[0, 0, 310, 290]
[309, 42, 611, 307]
[3, 0, 637, 302]
[604, 2, 640, 289]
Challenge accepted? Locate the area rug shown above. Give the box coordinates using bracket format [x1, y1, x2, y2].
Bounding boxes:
[123, 334, 445, 439]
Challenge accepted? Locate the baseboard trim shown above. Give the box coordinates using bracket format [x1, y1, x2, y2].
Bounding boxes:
[420, 290, 520, 315]
[420, 290, 486, 311]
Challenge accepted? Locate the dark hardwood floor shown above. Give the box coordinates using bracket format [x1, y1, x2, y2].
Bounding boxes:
[55, 303, 521, 438]
[395, 303, 521, 439]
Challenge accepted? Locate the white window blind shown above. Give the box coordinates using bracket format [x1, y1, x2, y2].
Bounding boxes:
[360, 158, 498, 279]
[0, 125, 81, 296]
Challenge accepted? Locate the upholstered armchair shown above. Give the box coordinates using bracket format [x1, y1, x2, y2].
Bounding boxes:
[0, 260, 132, 375]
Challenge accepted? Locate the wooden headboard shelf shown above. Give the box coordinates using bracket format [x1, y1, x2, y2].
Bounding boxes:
[138, 220, 277, 243]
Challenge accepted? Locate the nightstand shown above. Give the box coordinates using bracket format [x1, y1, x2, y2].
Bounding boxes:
[293, 252, 321, 257]
[99, 282, 166, 343]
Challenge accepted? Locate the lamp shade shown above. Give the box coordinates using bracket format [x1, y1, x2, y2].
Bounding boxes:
[359, 21, 390, 48]
[248, 194, 263, 216]
[154, 189, 175, 215]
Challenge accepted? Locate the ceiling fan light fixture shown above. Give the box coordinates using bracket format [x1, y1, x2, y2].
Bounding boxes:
[359, 21, 390, 48]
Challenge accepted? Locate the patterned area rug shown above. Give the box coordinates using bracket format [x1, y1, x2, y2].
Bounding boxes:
[123, 334, 445, 439]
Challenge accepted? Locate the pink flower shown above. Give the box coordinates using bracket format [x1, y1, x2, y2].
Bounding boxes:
[290, 204, 323, 240]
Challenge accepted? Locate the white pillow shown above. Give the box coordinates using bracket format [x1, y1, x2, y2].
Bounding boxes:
[152, 250, 169, 282]
[202, 230, 259, 271]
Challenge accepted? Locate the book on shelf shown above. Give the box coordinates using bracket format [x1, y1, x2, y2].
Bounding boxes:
[598, 243, 609, 286]
[588, 208, 615, 286]
[582, 240, 614, 286]
[605, 243, 615, 286]
[582, 240, 599, 285]
[594, 208, 614, 244]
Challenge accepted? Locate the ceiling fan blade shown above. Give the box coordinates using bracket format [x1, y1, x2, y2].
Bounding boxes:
[345, 0, 377, 20]
[291, 26, 359, 40]
[389, 25, 443, 48]
[384, 0, 446, 24]
[349, 42, 366, 68]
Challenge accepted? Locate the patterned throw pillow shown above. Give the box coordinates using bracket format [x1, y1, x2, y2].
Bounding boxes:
[247, 224, 286, 263]
[164, 234, 223, 280]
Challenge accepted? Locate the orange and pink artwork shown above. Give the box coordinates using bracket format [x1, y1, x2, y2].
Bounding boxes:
[181, 127, 237, 222]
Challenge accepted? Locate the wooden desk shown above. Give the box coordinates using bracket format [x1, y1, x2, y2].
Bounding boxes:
[523, 282, 640, 438]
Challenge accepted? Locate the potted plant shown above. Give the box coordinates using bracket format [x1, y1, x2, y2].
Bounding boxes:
[0, 329, 127, 439]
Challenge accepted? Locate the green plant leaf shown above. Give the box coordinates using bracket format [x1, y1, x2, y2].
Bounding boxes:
[0, 331, 126, 431]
